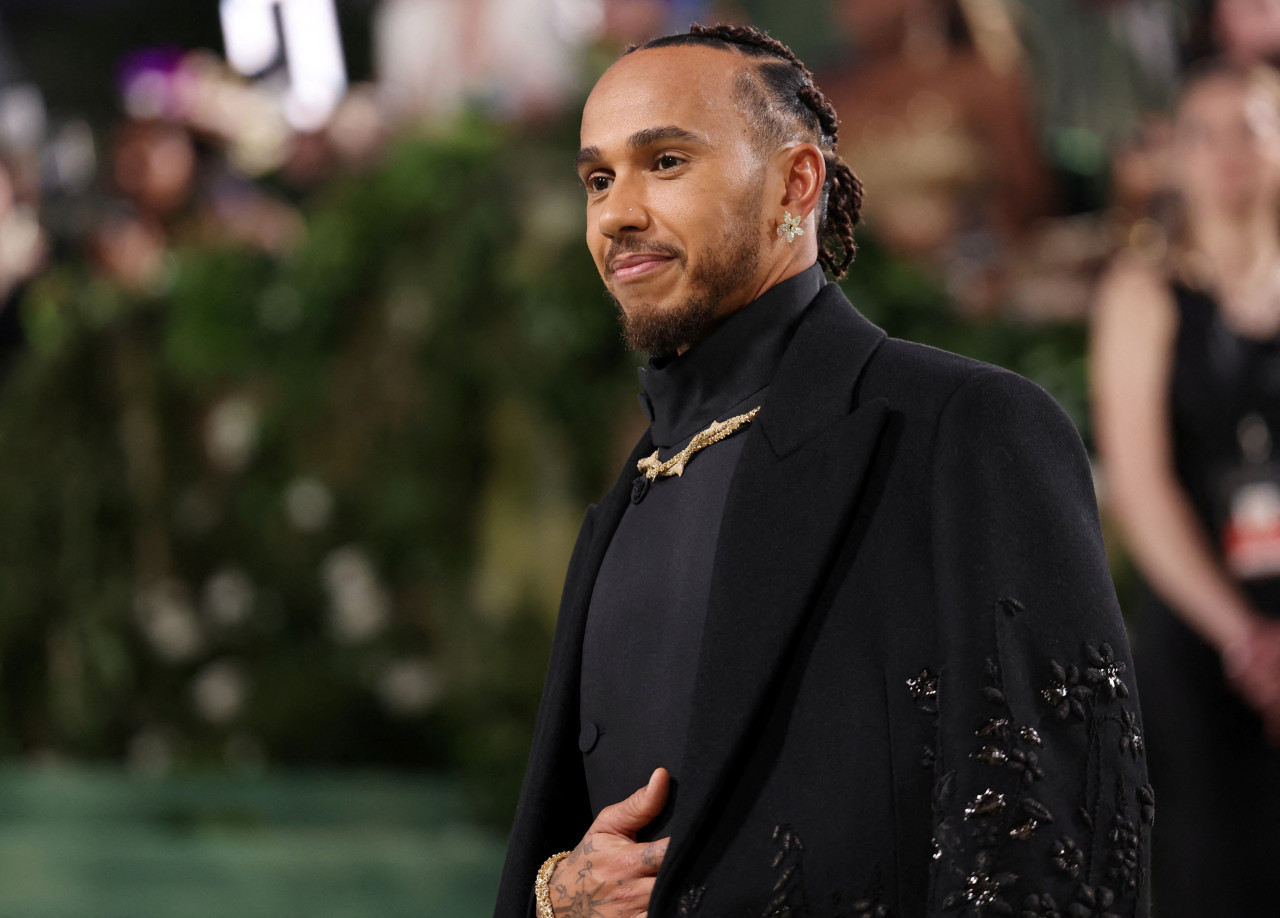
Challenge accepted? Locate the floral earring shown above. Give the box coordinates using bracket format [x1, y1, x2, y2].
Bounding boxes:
[777, 211, 804, 243]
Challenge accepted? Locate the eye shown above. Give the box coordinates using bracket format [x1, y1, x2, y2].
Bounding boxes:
[586, 173, 612, 193]
[655, 153, 684, 171]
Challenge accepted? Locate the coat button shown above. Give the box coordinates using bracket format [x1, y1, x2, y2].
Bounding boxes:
[578, 721, 600, 753]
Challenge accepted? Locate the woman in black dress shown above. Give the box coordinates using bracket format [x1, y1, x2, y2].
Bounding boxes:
[1093, 60, 1280, 915]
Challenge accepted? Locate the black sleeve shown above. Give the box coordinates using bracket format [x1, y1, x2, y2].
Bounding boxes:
[927, 369, 1152, 917]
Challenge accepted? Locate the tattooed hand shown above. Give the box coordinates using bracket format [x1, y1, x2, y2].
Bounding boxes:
[549, 767, 671, 917]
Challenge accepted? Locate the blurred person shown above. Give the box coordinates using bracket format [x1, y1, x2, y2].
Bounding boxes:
[496, 23, 1150, 918]
[94, 115, 303, 291]
[820, 0, 1053, 313]
[1214, 0, 1280, 64]
[1092, 59, 1280, 916]
[0, 151, 45, 370]
[376, 0, 598, 123]
[92, 116, 196, 291]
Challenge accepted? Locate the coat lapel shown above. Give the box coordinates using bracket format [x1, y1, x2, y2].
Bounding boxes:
[555, 431, 654, 658]
[653, 285, 891, 908]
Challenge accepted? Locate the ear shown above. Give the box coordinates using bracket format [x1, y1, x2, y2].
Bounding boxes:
[776, 142, 826, 219]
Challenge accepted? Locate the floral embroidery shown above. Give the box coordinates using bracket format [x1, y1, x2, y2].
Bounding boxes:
[1067, 884, 1120, 918]
[971, 717, 1046, 786]
[942, 851, 1017, 915]
[965, 789, 1008, 819]
[908, 668, 940, 714]
[1020, 893, 1062, 918]
[1136, 785, 1155, 826]
[1008, 820, 1040, 842]
[763, 823, 807, 918]
[1049, 837, 1083, 880]
[1041, 662, 1091, 720]
[1117, 710, 1144, 760]
[1105, 780, 1142, 896]
[998, 597, 1027, 617]
[678, 885, 705, 916]
[1084, 644, 1129, 701]
[927, 615, 1149, 917]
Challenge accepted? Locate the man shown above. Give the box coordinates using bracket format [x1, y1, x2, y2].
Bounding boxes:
[496, 24, 1151, 918]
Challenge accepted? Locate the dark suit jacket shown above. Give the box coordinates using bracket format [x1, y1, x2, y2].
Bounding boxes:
[495, 284, 1151, 917]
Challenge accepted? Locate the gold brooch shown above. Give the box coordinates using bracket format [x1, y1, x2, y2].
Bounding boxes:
[636, 406, 761, 481]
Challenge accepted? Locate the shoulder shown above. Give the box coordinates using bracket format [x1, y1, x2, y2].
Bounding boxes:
[1093, 252, 1179, 337]
[939, 363, 1076, 443]
[863, 338, 1089, 486]
[865, 337, 1068, 429]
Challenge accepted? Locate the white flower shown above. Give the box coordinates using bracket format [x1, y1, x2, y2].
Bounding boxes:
[204, 395, 259, 473]
[376, 658, 442, 716]
[322, 546, 389, 644]
[202, 567, 255, 627]
[191, 659, 249, 724]
[284, 476, 334, 533]
[134, 580, 203, 663]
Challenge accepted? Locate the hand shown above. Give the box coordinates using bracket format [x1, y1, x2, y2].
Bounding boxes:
[1224, 616, 1280, 743]
[548, 767, 671, 918]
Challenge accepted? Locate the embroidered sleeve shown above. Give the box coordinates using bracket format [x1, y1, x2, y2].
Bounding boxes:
[927, 370, 1152, 917]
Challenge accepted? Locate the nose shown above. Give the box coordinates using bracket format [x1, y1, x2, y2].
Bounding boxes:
[597, 174, 649, 238]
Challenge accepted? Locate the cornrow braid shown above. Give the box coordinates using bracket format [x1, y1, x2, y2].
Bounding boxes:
[631, 23, 864, 278]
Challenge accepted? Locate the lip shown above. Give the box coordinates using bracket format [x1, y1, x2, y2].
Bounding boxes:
[609, 253, 675, 283]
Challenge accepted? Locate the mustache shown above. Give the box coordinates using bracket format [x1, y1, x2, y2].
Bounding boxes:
[604, 238, 686, 276]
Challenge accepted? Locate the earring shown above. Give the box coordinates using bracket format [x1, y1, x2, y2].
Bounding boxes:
[777, 211, 804, 243]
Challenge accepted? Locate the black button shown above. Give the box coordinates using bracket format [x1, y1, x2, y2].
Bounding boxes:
[578, 721, 600, 753]
[631, 475, 651, 504]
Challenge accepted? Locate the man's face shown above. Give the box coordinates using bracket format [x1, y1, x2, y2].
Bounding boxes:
[576, 46, 773, 354]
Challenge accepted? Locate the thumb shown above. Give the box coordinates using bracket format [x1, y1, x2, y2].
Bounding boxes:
[593, 767, 670, 838]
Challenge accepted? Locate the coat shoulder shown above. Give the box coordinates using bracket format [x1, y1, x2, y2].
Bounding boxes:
[860, 336, 1078, 445]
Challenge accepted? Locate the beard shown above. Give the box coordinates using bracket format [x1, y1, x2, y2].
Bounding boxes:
[608, 189, 764, 357]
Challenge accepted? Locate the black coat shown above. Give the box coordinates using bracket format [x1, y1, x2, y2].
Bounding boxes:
[495, 284, 1151, 917]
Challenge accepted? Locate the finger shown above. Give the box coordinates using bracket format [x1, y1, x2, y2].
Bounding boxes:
[635, 836, 670, 875]
[614, 875, 656, 917]
[593, 767, 671, 838]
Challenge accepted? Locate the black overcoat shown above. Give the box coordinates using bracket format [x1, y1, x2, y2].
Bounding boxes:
[495, 283, 1151, 917]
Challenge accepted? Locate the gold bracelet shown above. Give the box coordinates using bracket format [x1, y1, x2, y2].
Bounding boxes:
[534, 850, 572, 918]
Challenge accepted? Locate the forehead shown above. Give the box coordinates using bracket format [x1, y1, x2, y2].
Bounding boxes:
[581, 45, 751, 147]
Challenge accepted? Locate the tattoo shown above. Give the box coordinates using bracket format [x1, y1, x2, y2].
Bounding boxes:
[551, 857, 619, 918]
[641, 842, 663, 870]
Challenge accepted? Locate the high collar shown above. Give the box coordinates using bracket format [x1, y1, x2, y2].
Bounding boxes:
[637, 263, 826, 448]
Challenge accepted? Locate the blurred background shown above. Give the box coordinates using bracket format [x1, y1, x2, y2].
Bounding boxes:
[0, 0, 1254, 914]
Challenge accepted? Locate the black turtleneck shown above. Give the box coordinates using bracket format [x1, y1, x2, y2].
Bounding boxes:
[579, 263, 826, 838]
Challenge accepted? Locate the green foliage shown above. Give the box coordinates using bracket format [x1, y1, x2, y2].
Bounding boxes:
[0, 115, 1093, 826]
[0, 118, 635, 820]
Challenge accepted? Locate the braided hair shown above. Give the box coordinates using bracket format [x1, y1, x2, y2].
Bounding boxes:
[628, 24, 863, 278]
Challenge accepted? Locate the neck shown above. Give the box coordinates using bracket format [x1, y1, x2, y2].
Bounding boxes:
[675, 257, 820, 355]
[1190, 206, 1280, 278]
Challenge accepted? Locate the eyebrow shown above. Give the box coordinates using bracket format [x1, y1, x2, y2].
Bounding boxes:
[573, 125, 711, 171]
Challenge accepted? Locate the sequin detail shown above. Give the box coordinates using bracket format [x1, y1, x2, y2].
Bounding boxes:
[929, 620, 1150, 918]
[965, 789, 1008, 819]
[907, 668, 939, 714]
[1085, 643, 1129, 701]
[941, 851, 1017, 914]
[1118, 709, 1144, 760]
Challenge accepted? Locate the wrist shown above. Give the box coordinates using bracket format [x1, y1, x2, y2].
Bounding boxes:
[1217, 606, 1260, 659]
[534, 851, 572, 918]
